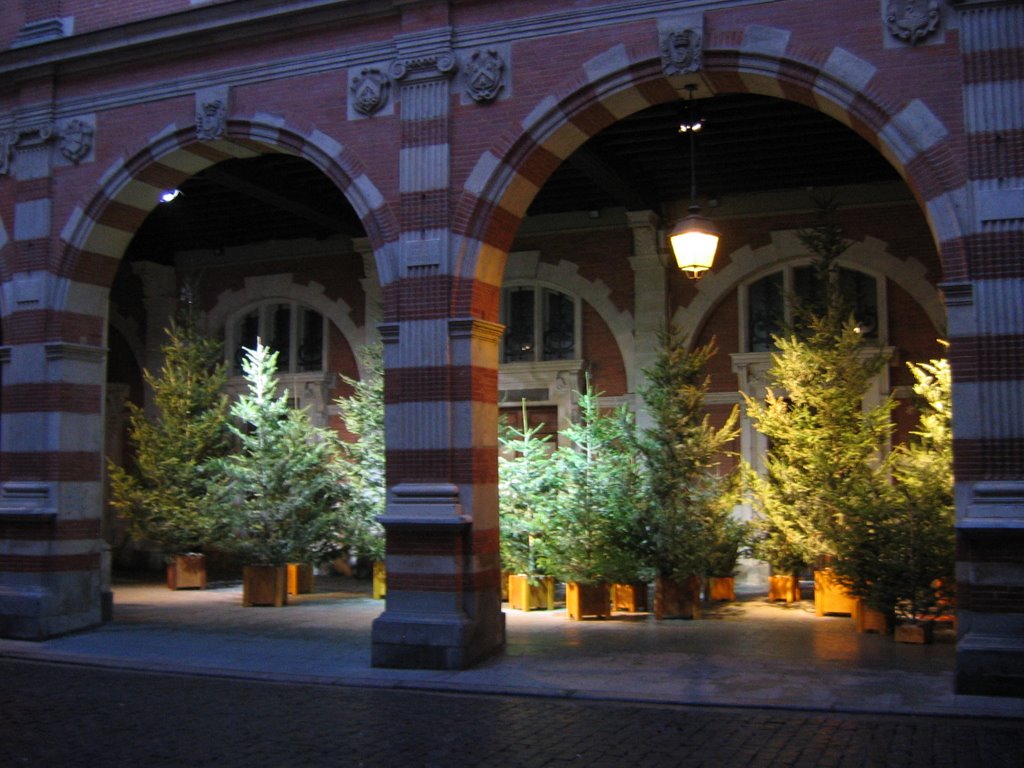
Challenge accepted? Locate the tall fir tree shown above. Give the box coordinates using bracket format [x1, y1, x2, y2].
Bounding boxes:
[208, 340, 343, 566]
[332, 343, 386, 562]
[541, 377, 645, 585]
[107, 308, 230, 557]
[639, 331, 740, 583]
[498, 401, 559, 581]
[742, 197, 897, 596]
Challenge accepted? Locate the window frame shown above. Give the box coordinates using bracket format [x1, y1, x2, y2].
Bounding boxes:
[227, 299, 328, 375]
[499, 282, 582, 365]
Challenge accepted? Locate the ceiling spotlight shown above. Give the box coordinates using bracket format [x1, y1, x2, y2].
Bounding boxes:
[159, 189, 183, 203]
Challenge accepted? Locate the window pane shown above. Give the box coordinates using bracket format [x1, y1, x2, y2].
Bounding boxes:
[747, 272, 784, 352]
[270, 303, 291, 371]
[502, 288, 535, 362]
[542, 289, 575, 360]
[235, 310, 260, 374]
[297, 307, 324, 371]
[839, 268, 879, 339]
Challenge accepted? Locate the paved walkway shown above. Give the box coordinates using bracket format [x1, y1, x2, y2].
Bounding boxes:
[1, 574, 1022, 719]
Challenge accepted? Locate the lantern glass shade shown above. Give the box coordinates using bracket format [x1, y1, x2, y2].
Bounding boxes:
[669, 212, 720, 279]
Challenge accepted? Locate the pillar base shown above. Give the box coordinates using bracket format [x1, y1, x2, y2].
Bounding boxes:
[371, 608, 505, 669]
[956, 631, 1024, 697]
[0, 573, 102, 639]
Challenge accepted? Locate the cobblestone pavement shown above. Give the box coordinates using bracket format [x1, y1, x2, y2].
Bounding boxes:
[3, 658, 1022, 768]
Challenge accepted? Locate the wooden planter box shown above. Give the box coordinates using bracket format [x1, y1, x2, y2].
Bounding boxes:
[566, 582, 611, 620]
[814, 569, 858, 616]
[166, 553, 207, 590]
[895, 621, 935, 644]
[655, 575, 702, 620]
[707, 576, 735, 602]
[612, 581, 649, 612]
[854, 600, 890, 634]
[287, 563, 314, 595]
[508, 574, 555, 611]
[372, 560, 386, 600]
[242, 565, 288, 607]
[767, 574, 800, 603]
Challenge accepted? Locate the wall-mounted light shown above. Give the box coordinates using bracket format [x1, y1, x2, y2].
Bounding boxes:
[669, 85, 719, 280]
[159, 189, 183, 203]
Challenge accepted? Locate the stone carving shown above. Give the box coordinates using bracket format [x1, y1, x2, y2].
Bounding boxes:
[58, 119, 94, 164]
[886, 0, 941, 46]
[351, 67, 391, 116]
[465, 48, 505, 103]
[662, 27, 702, 75]
[0, 123, 56, 176]
[196, 97, 227, 141]
[389, 51, 457, 83]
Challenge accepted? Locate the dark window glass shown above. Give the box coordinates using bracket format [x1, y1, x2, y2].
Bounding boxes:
[503, 288, 536, 362]
[235, 310, 260, 373]
[271, 303, 291, 371]
[748, 272, 784, 352]
[542, 289, 575, 360]
[297, 307, 324, 371]
[839, 268, 878, 339]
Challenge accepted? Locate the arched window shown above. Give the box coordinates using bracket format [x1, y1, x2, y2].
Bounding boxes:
[230, 301, 325, 374]
[500, 285, 578, 364]
[744, 264, 881, 352]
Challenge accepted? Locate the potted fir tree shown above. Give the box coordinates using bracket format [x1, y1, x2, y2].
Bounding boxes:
[542, 378, 646, 620]
[107, 307, 230, 589]
[333, 343, 387, 598]
[706, 516, 749, 602]
[499, 401, 559, 611]
[208, 341, 343, 606]
[639, 331, 739, 619]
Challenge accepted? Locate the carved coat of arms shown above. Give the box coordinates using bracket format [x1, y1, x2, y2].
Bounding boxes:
[886, 0, 941, 46]
[662, 28, 702, 75]
[351, 67, 391, 116]
[196, 98, 227, 141]
[465, 49, 505, 103]
[59, 119, 94, 164]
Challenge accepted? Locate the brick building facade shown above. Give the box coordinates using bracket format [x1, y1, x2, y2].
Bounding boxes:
[0, 1, 1021, 695]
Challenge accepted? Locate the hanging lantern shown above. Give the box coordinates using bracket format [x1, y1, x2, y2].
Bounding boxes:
[669, 205, 719, 279]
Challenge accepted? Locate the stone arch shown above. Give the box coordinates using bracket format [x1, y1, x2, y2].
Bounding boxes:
[672, 231, 946, 349]
[504, 254, 636, 392]
[56, 116, 399, 319]
[206, 273, 368, 379]
[453, 29, 965, 320]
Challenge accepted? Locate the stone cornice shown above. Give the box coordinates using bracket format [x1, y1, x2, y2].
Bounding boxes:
[1, 0, 764, 128]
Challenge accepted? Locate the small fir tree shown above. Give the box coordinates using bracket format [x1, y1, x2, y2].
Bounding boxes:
[639, 331, 740, 583]
[541, 377, 645, 585]
[498, 401, 559, 582]
[208, 340, 343, 566]
[886, 351, 955, 622]
[332, 343, 386, 563]
[107, 308, 230, 557]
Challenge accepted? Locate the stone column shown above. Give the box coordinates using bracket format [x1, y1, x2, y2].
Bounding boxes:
[370, 29, 505, 668]
[628, 210, 668, 430]
[950, 0, 1024, 697]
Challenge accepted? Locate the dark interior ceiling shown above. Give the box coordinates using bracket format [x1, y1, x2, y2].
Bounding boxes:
[125, 93, 900, 262]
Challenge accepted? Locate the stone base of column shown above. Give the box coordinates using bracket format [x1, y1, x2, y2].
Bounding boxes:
[956, 630, 1024, 697]
[372, 603, 505, 669]
[0, 572, 103, 639]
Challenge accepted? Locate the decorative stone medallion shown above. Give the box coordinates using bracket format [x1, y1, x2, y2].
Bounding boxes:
[350, 67, 391, 117]
[662, 27, 702, 75]
[58, 119, 94, 164]
[886, 0, 941, 46]
[465, 48, 505, 103]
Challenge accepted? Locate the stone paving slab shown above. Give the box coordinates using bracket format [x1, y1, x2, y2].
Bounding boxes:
[1, 576, 1022, 719]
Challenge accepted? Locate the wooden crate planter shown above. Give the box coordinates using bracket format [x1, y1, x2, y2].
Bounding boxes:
[854, 600, 889, 634]
[655, 575, 702, 620]
[767, 574, 800, 603]
[612, 582, 649, 612]
[287, 563, 314, 595]
[372, 560, 386, 600]
[814, 569, 858, 617]
[895, 621, 935, 644]
[508, 574, 555, 611]
[166, 553, 207, 590]
[242, 565, 288, 607]
[565, 582, 611, 620]
[707, 576, 735, 602]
